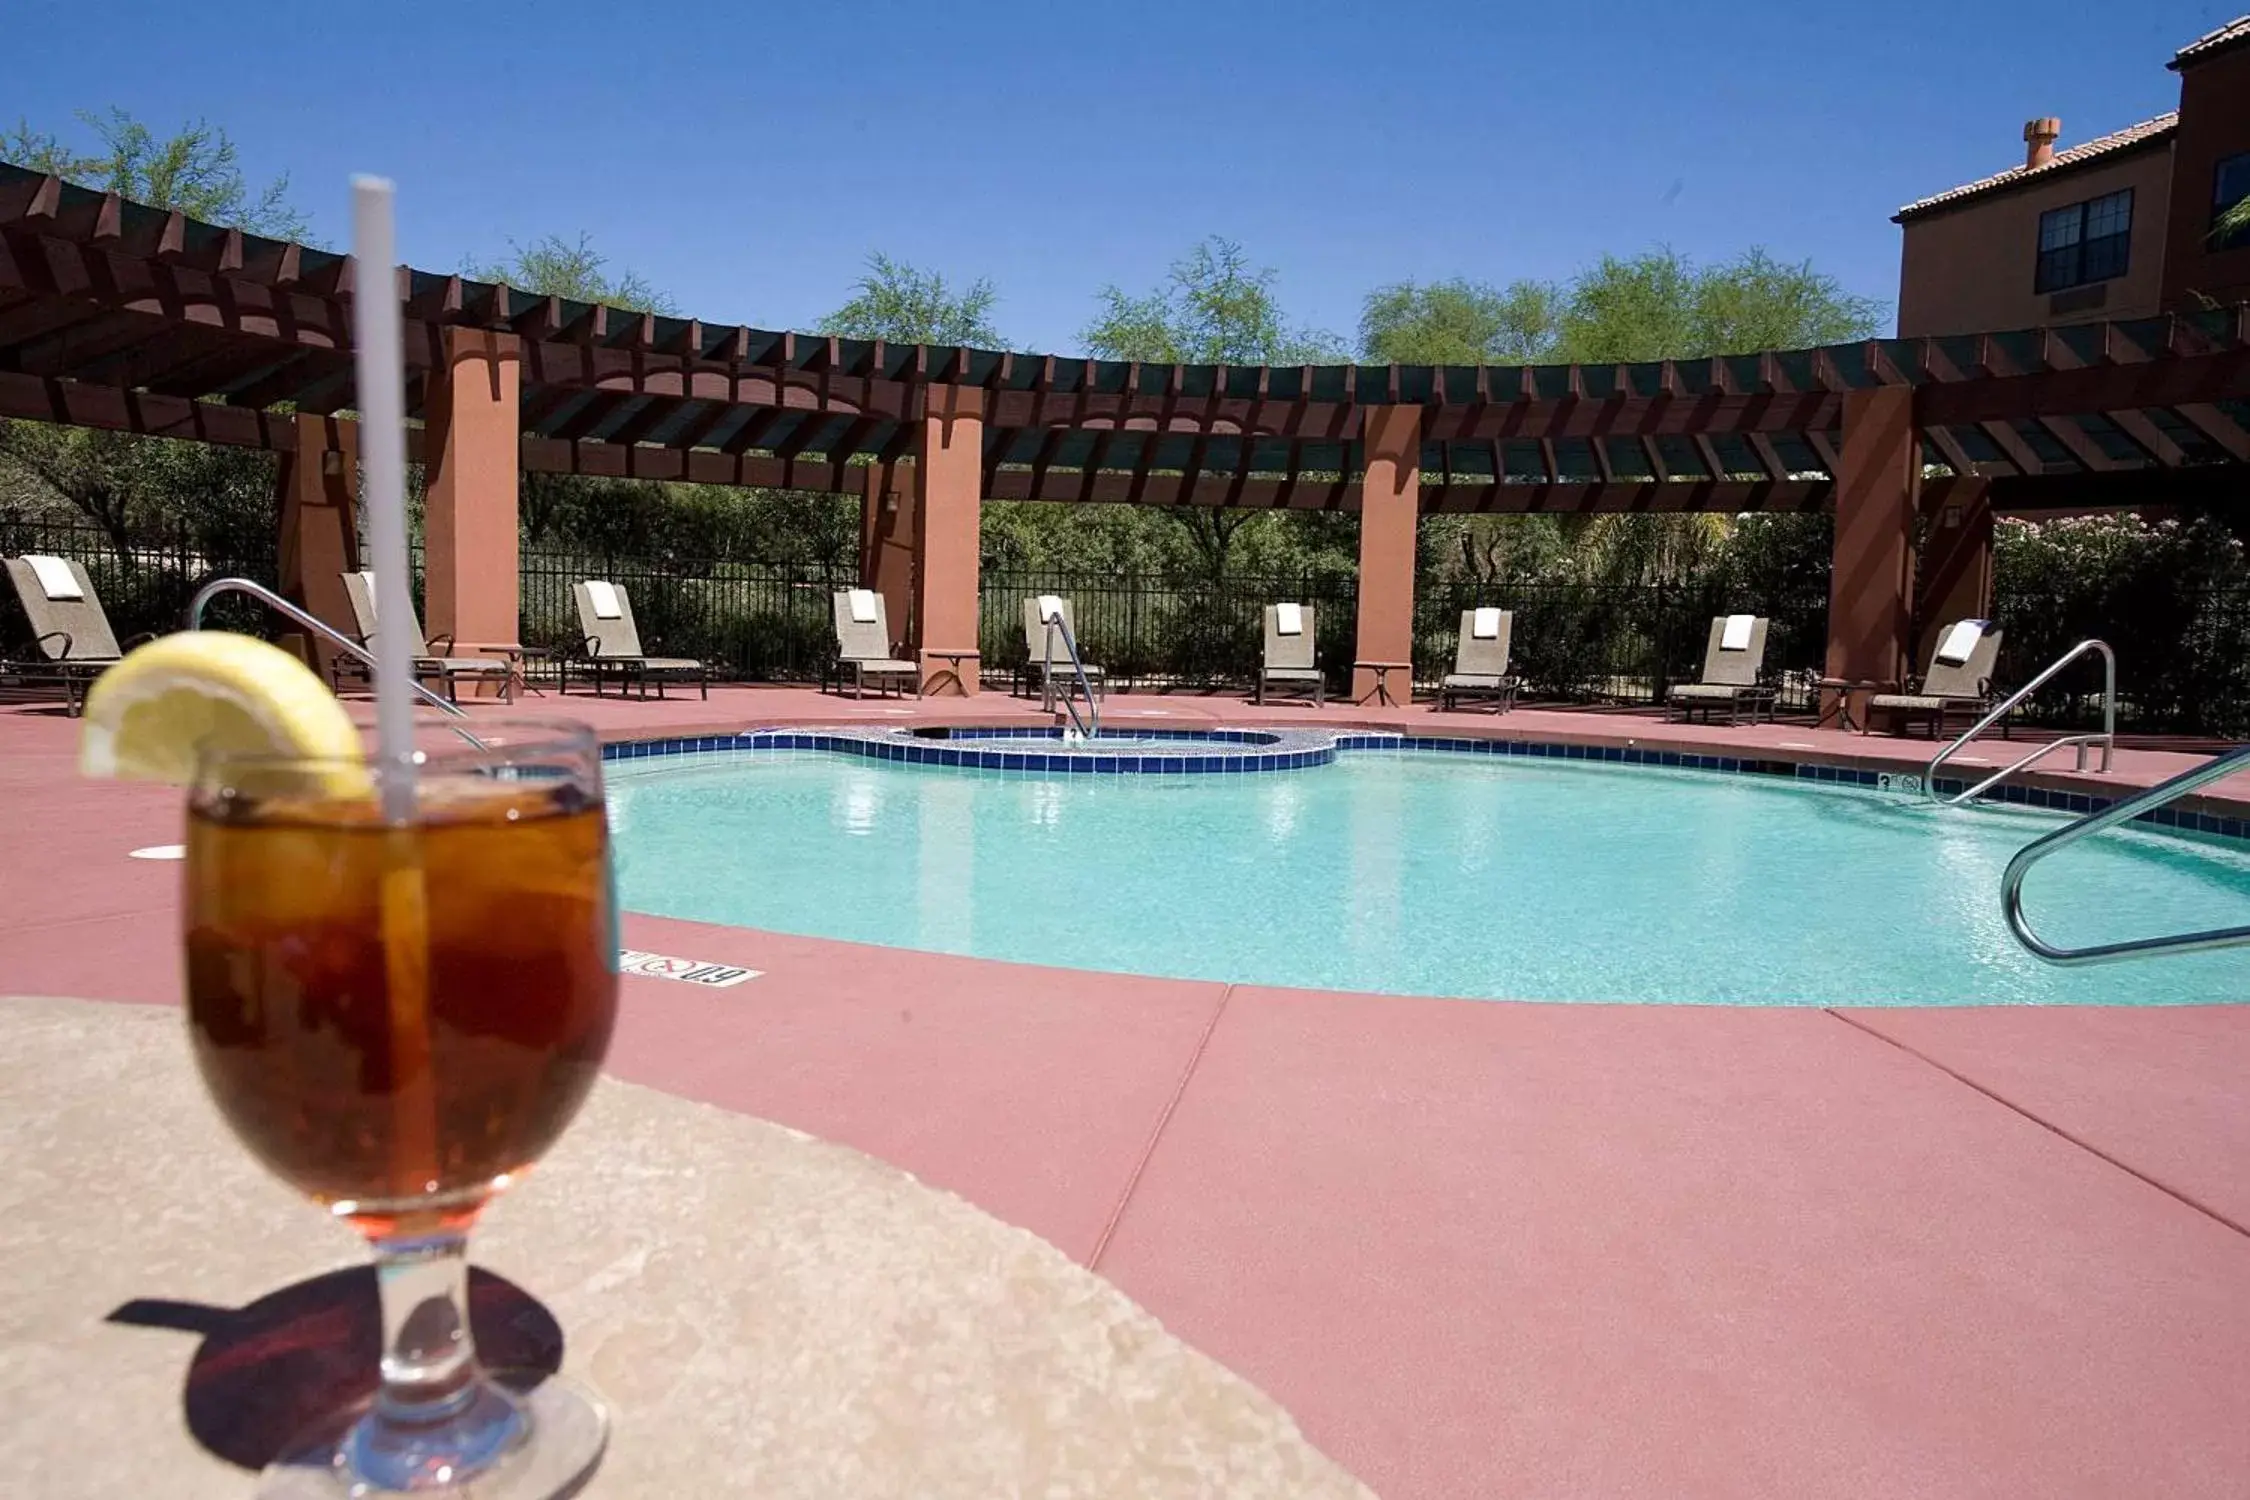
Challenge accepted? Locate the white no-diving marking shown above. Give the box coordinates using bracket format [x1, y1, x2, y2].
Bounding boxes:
[617, 948, 761, 988]
[129, 844, 185, 861]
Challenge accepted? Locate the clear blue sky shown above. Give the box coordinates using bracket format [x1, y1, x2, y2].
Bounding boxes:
[7, 0, 2241, 351]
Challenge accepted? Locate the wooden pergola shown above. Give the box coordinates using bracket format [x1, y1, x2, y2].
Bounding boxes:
[5, 160, 2249, 701]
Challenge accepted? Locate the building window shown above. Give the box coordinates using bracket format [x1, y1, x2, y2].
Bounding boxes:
[2214, 153, 2250, 252]
[2034, 189, 2133, 293]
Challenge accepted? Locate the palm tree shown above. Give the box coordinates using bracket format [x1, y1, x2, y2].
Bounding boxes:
[2216, 194, 2250, 251]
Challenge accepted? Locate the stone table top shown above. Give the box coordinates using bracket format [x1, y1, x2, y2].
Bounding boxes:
[0, 996, 1372, 1499]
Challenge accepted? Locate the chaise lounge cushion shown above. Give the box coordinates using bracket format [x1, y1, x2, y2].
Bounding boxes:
[1868, 691, 1980, 711]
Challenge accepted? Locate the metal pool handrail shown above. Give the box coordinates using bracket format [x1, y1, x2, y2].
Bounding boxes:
[1041, 613, 1101, 739]
[187, 577, 488, 749]
[1926, 638, 2114, 806]
[2002, 741, 2250, 965]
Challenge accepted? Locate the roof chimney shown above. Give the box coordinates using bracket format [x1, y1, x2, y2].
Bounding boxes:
[2024, 117, 2061, 170]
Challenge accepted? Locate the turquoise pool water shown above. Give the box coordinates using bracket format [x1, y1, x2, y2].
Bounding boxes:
[607, 750, 2250, 1006]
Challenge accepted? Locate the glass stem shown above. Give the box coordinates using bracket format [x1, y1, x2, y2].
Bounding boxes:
[372, 1231, 480, 1423]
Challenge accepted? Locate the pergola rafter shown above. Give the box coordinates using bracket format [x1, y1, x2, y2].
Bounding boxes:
[3, 162, 2249, 521]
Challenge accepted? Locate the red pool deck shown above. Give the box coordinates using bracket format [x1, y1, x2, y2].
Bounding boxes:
[6, 688, 2250, 1497]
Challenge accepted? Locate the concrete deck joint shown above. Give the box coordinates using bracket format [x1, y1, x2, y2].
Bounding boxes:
[1090, 983, 1236, 1271]
[1827, 1008, 2250, 1243]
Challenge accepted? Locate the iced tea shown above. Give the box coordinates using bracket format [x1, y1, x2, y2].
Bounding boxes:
[184, 767, 617, 1235]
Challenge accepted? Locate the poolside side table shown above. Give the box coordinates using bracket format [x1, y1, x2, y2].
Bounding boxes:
[476, 643, 553, 699]
[1353, 660, 1411, 707]
[920, 647, 981, 697]
[0, 997, 1372, 1499]
[1816, 677, 1886, 734]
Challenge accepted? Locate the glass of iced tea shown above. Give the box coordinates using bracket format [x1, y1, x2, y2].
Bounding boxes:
[184, 719, 617, 1497]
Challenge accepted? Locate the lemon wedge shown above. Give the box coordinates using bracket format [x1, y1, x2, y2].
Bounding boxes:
[79, 632, 365, 791]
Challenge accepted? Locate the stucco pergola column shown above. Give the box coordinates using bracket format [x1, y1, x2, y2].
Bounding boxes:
[422, 326, 521, 674]
[1823, 386, 1921, 721]
[1912, 477, 1994, 671]
[860, 455, 918, 651]
[912, 387, 983, 695]
[1351, 404, 1422, 705]
[275, 412, 361, 678]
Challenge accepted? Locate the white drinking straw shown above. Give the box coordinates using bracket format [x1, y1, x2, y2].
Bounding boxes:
[350, 177, 415, 824]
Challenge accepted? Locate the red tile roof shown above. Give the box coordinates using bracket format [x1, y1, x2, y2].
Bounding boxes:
[2171, 13, 2250, 68]
[1893, 113, 2177, 222]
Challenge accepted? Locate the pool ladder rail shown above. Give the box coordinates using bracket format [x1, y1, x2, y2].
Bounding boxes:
[1039, 613, 1101, 740]
[1924, 638, 2114, 808]
[2004, 738, 2250, 966]
[1958, 634, 2250, 965]
[187, 576, 488, 750]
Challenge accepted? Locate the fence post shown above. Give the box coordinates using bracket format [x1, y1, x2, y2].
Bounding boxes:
[1128, 573, 1141, 690]
[1652, 581, 1671, 704]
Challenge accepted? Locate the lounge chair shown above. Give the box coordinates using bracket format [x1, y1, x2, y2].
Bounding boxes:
[1667, 615, 1776, 724]
[1, 555, 150, 716]
[569, 580, 710, 699]
[1256, 602, 1324, 707]
[1019, 596, 1105, 701]
[1439, 607, 1518, 712]
[830, 588, 920, 698]
[1869, 621, 2005, 738]
[339, 570, 515, 704]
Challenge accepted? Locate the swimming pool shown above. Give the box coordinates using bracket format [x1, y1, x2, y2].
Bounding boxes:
[606, 744, 2250, 1006]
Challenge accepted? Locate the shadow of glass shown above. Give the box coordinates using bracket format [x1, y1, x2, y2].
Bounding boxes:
[108, 1266, 563, 1471]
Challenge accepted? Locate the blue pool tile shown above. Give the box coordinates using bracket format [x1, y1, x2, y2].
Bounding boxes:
[1002, 754, 1026, 771]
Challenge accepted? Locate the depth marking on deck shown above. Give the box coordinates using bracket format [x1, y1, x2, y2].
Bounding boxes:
[617, 948, 762, 988]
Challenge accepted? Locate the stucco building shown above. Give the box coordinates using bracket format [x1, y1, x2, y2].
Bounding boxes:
[1895, 16, 2250, 336]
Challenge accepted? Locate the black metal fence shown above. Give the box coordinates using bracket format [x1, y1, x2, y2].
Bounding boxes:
[1414, 577, 1830, 708]
[1993, 579, 2250, 736]
[979, 570, 1359, 691]
[516, 547, 850, 682]
[0, 513, 276, 642]
[973, 569, 1828, 705]
[15, 507, 2250, 732]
